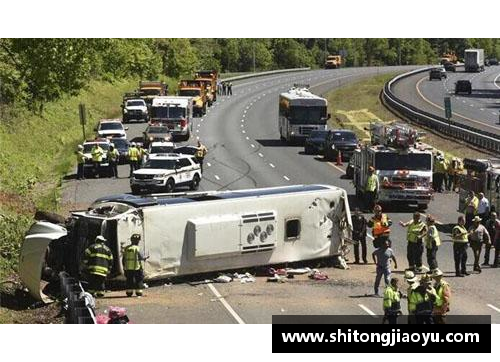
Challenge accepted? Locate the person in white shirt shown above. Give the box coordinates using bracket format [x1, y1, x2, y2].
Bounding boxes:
[477, 193, 490, 223]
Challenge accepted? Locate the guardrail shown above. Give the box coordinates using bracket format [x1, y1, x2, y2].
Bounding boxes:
[222, 67, 311, 82]
[59, 272, 96, 324]
[382, 67, 500, 154]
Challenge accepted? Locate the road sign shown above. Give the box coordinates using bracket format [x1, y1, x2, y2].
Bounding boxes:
[444, 97, 452, 119]
[78, 103, 86, 140]
[79, 103, 86, 125]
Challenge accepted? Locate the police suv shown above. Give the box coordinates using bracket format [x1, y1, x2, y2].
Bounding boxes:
[130, 153, 201, 194]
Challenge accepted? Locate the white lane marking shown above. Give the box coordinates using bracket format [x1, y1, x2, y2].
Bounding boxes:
[242, 130, 246, 134]
[207, 162, 211, 167]
[327, 161, 345, 173]
[241, 124, 244, 128]
[494, 72, 500, 90]
[207, 283, 245, 324]
[283, 176, 290, 181]
[358, 304, 377, 317]
[246, 136, 250, 140]
[250, 144, 255, 148]
[470, 104, 474, 107]
[243, 110, 247, 114]
[480, 108, 485, 111]
[487, 304, 500, 314]
[214, 175, 220, 181]
[241, 119, 244, 122]
[200, 118, 204, 122]
[196, 129, 199, 133]
[493, 112, 498, 116]
[269, 163, 275, 168]
[258, 153, 264, 157]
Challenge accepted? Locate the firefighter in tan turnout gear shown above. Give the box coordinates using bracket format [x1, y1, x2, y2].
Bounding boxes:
[122, 234, 148, 297]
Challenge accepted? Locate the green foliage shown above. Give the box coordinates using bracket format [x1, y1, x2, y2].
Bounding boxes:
[0, 212, 32, 279]
[156, 39, 199, 78]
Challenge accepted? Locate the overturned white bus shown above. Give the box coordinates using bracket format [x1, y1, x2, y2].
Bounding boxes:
[20, 184, 352, 302]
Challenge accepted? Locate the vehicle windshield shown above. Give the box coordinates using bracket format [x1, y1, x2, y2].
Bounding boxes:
[141, 89, 161, 96]
[151, 106, 186, 119]
[83, 143, 110, 153]
[309, 130, 329, 139]
[143, 159, 177, 169]
[127, 100, 145, 107]
[147, 127, 168, 134]
[99, 123, 123, 131]
[111, 139, 129, 148]
[375, 153, 432, 171]
[150, 145, 174, 154]
[331, 131, 357, 142]
[289, 106, 327, 125]
[179, 90, 201, 97]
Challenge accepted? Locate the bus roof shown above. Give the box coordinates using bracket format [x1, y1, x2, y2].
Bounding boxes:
[280, 88, 327, 106]
[92, 184, 336, 208]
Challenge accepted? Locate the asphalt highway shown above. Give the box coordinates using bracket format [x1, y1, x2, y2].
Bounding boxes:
[392, 65, 500, 136]
[61, 67, 500, 323]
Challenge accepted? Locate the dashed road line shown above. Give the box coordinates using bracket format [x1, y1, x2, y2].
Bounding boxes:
[246, 136, 250, 140]
[269, 163, 275, 168]
[258, 153, 264, 158]
[207, 283, 245, 324]
[207, 162, 211, 167]
[242, 130, 246, 134]
[358, 304, 377, 317]
[250, 144, 255, 148]
[415, 76, 500, 131]
[214, 175, 220, 181]
[487, 304, 500, 314]
[283, 176, 290, 181]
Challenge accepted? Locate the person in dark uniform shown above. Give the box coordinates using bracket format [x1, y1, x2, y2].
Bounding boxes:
[351, 207, 368, 264]
[82, 235, 114, 297]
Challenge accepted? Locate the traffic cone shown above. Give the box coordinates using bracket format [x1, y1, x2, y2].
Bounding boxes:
[336, 150, 343, 166]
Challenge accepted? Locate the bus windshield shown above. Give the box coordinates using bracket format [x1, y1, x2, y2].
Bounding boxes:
[289, 106, 327, 125]
[375, 153, 432, 171]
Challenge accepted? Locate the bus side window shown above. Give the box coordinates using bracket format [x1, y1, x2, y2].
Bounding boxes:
[285, 218, 301, 241]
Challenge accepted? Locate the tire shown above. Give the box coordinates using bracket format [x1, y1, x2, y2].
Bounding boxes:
[165, 178, 175, 193]
[131, 186, 141, 195]
[417, 203, 428, 211]
[304, 147, 312, 155]
[190, 174, 200, 190]
[183, 130, 190, 142]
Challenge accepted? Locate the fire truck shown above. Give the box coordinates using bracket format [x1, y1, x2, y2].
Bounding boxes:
[351, 122, 434, 210]
[458, 158, 500, 212]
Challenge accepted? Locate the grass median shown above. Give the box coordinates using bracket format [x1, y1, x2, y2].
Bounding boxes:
[0, 79, 139, 304]
[326, 73, 488, 159]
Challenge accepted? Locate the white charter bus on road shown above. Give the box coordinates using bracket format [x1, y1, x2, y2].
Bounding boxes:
[278, 85, 330, 143]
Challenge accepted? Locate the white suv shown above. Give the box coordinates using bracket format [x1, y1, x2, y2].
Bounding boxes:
[95, 119, 128, 139]
[130, 153, 201, 194]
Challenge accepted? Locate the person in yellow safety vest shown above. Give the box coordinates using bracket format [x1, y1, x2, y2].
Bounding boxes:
[107, 143, 120, 178]
[76, 145, 87, 180]
[404, 270, 419, 324]
[452, 215, 470, 277]
[425, 215, 441, 272]
[122, 234, 148, 297]
[383, 277, 402, 324]
[367, 204, 392, 248]
[195, 140, 208, 173]
[364, 166, 379, 211]
[431, 268, 451, 324]
[400, 212, 427, 272]
[128, 142, 140, 178]
[137, 144, 148, 166]
[446, 157, 461, 192]
[408, 274, 437, 324]
[91, 143, 104, 178]
[83, 235, 114, 297]
[433, 152, 448, 193]
[463, 191, 479, 229]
